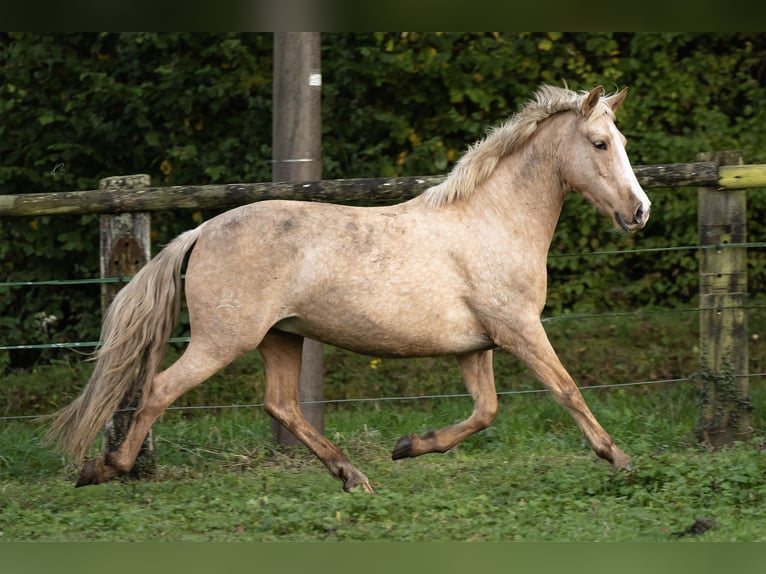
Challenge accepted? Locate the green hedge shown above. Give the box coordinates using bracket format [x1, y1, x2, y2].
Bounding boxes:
[2, 32, 766, 367]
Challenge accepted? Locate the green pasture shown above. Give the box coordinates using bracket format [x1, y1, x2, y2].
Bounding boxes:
[1, 392, 765, 542]
[2, 310, 766, 542]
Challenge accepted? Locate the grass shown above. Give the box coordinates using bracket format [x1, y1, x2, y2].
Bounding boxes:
[2, 305, 766, 541]
[2, 385, 766, 542]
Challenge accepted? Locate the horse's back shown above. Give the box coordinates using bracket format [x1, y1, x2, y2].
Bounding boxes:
[182, 198, 493, 357]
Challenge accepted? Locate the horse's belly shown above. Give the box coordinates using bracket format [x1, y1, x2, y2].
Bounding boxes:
[272, 313, 493, 358]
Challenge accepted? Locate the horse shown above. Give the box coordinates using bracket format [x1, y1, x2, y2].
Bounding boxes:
[46, 85, 650, 493]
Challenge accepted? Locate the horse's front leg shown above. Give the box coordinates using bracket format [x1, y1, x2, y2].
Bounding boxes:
[260, 330, 373, 493]
[392, 349, 498, 459]
[499, 319, 631, 469]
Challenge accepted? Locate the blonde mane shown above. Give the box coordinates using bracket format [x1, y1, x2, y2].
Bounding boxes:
[424, 85, 615, 207]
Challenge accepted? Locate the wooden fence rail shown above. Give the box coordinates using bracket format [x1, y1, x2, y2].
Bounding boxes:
[3, 162, 766, 218]
[3, 157, 766, 452]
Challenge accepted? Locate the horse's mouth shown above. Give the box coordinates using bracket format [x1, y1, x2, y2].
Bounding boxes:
[614, 211, 641, 233]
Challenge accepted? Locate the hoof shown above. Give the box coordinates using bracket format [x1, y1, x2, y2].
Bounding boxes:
[391, 434, 413, 460]
[610, 449, 632, 471]
[345, 478, 375, 494]
[341, 469, 374, 494]
[75, 458, 119, 487]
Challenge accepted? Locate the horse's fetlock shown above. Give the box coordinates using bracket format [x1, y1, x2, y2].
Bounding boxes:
[421, 429, 437, 440]
[325, 456, 353, 479]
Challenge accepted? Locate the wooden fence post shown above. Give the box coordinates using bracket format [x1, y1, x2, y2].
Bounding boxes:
[697, 150, 751, 446]
[99, 174, 155, 477]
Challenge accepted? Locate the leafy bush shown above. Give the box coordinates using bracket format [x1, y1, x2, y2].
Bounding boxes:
[2, 32, 766, 366]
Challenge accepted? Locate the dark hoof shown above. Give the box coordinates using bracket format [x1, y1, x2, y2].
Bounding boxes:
[391, 435, 413, 460]
[75, 459, 101, 487]
[75, 458, 118, 487]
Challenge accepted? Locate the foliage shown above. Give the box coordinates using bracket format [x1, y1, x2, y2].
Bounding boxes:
[2, 32, 766, 365]
[0, 32, 273, 367]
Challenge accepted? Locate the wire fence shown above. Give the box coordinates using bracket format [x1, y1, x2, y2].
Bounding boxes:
[2, 239, 765, 423]
[0, 375, 698, 422]
[3, 371, 763, 423]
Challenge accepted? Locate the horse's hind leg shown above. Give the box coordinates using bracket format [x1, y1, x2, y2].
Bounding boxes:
[259, 330, 373, 493]
[392, 349, 498, 459]
[76, 340, 241, 486]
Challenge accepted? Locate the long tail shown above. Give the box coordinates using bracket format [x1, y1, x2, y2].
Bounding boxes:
[45, 226, 203, 461]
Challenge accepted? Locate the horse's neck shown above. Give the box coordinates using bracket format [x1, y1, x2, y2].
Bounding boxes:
[469, 144, 568, 249]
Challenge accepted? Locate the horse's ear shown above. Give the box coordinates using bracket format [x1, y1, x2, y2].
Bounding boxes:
[582, 86, 604, 118]
[605, 87, 628, 113]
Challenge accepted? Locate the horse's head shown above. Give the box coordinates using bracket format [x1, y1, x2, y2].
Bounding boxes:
[563, 86, 650, 233]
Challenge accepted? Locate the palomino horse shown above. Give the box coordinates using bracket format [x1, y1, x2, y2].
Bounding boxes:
[47, 85, 650, 493]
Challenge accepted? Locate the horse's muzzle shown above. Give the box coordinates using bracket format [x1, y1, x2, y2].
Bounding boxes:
[615, 204, 649, 232]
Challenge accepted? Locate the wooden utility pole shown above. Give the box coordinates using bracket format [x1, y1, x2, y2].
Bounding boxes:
[270, 32, 324, 446]
[696, 150, 751, 447]
[99, 174, 155, 477]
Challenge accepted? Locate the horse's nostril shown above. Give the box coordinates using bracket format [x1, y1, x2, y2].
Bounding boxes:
[634, 206, 644, 224]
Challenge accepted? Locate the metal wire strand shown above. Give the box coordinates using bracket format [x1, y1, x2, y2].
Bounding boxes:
[3, 371, 764, 423]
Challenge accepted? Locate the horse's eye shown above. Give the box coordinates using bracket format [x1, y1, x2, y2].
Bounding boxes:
[593, 141, 607, 151]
